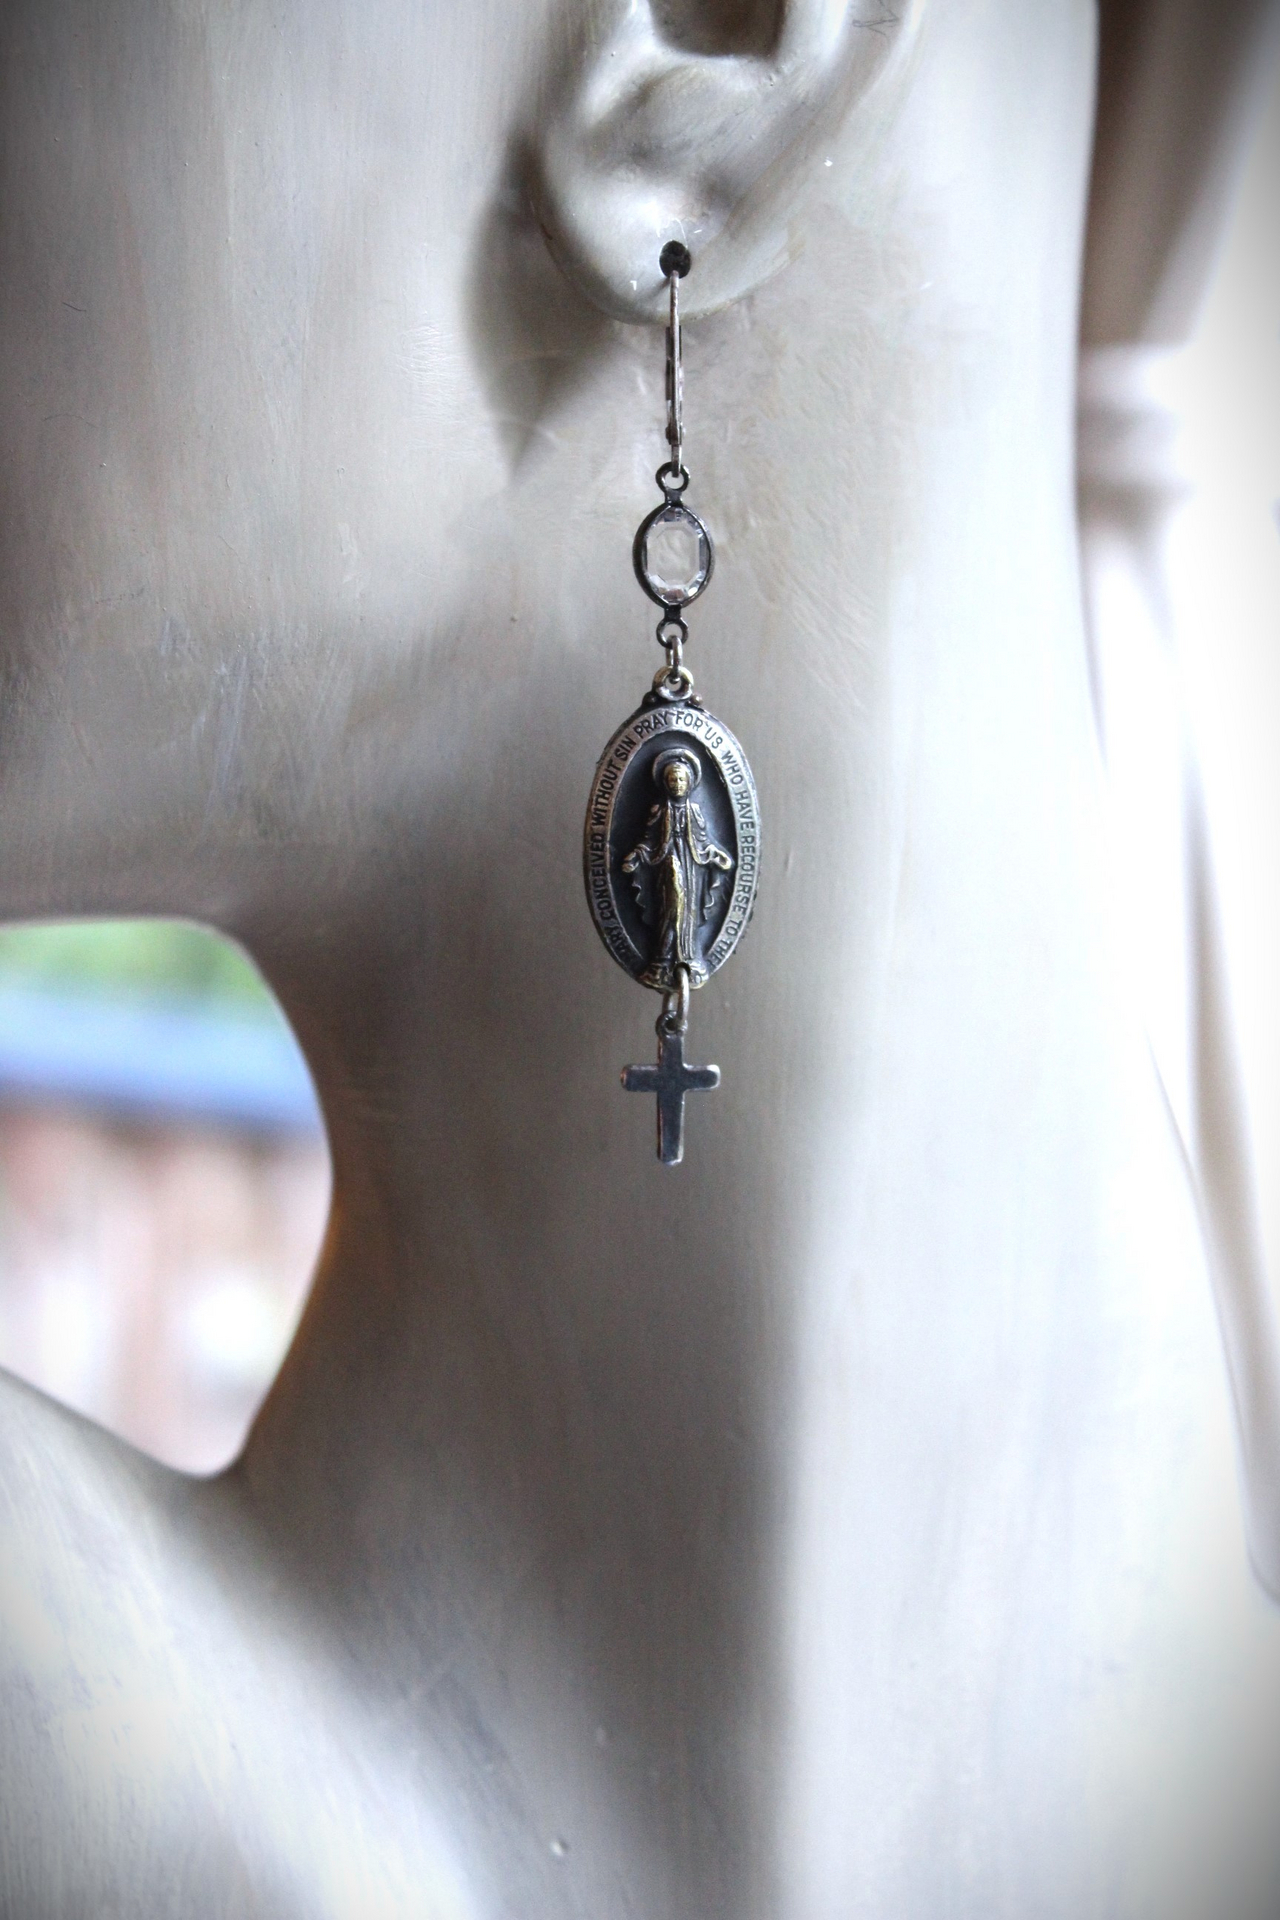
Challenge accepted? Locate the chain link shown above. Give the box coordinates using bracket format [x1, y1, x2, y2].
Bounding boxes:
[651, 660, 695, 702]
[658, 964, 691, 1036]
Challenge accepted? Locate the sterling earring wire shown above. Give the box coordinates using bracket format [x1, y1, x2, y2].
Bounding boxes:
[583, 243, 761, 1164]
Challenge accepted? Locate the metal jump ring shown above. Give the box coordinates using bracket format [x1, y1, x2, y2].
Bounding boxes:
[651, 661, 695, 702]
[658, 964, 691, 1036]
[656, 462, 690, 499]
[655, 612, 688, 662]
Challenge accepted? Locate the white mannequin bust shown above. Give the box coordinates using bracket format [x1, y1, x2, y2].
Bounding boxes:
[1, 1, 1278, 1914]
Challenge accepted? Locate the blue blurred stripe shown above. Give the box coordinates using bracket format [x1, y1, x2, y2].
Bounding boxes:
[0, 987, 323, 1137]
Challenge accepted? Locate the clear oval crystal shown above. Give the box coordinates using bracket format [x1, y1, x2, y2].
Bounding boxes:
[636, 504, 712, 607]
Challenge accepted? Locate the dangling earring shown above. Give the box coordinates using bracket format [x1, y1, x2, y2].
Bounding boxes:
[583, 242, 761, 1165]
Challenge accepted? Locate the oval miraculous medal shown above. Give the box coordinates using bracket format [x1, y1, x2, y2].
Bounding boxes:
[584, 705, 760, 992]
[582, 244, 761, 1165]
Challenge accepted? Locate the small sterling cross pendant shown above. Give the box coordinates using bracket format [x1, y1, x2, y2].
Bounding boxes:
[622, 1023, 720, 1166]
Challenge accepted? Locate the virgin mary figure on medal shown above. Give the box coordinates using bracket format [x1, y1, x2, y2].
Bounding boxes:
[622, 745, 735, 990]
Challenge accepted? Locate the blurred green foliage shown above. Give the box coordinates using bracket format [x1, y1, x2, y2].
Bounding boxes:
[0, 920, 278, 1014]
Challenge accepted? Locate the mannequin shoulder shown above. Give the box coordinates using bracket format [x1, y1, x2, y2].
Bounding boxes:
[0, 1375, 236, 1907]
[0, 1375, 479, 1918]
[0, 1368, 174, 1647]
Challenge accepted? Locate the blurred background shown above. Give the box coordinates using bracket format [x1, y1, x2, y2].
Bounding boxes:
[1078, 45, 1280, 1369]
[0, 918, 329, 1476]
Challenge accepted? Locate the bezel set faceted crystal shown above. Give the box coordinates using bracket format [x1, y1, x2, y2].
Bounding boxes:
[632, 496, 714, 609]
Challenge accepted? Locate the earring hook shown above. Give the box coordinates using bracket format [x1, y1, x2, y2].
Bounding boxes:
[660, 242, 691, 479]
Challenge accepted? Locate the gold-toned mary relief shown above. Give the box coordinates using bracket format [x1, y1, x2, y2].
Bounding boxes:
[622, 746, 734, 990]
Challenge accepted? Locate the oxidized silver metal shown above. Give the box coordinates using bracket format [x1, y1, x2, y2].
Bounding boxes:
[664, 241, 685, 473]
[584, 694, 760, 993]
[587, 242, 758, 1162]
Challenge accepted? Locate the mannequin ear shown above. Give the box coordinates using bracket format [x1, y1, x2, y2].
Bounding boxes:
[533, 0, 923, 320]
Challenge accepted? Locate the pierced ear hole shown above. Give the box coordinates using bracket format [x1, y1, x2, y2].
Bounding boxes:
[650, 0, 784, 58]
[0, 917, 330, 1477]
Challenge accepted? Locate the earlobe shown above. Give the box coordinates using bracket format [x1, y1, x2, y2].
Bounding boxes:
[532, 0, 923, 322]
